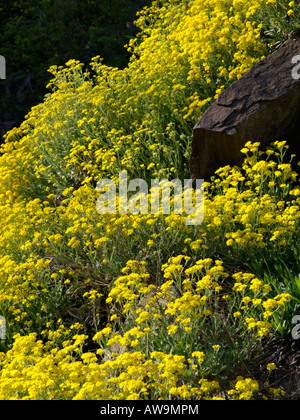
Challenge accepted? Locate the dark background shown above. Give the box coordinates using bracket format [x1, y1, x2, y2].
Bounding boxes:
[0, 0, 149, 140]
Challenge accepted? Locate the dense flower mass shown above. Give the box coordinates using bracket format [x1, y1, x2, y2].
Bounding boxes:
[0, 0, 299, 400]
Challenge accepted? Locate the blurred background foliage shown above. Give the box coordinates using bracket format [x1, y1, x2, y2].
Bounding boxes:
[0, 0, 149, 139]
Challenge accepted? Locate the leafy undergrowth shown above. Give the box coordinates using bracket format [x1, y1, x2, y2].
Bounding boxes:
[0, 0, 300, 400]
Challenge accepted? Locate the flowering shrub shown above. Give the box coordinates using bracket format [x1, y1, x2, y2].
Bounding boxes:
[0, 256, 291, 400]
[0, 0, 299, 399]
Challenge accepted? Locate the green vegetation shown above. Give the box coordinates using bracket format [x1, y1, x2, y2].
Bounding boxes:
[0, 0, 299, 400]
[0, 0, 148, 136]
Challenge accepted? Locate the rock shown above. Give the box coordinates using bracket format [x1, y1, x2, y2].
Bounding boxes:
[190, 38, 300, 181]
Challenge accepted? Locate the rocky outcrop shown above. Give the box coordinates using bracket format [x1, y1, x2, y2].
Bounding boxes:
[190, 38, 300, 181]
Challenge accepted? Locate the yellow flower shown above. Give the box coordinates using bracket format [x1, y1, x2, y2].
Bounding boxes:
[93, 327, 112, 341]
[231, 377, 259, 400]
[192, 351, 205, 364]
[267, 363, 277, 371]
[167, 325, 178, 335]
[252, 298, 262, 306]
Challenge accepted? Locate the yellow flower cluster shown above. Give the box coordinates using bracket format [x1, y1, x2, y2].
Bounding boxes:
[228, 377, 260, 400]
[232, 270, 292, 337]
[0, 256, 288, 400]
[0, 0, 297, 400]
[204, 141, 300, 249]
[1, 0, 272, 195]
[0, 330, 222, 400]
